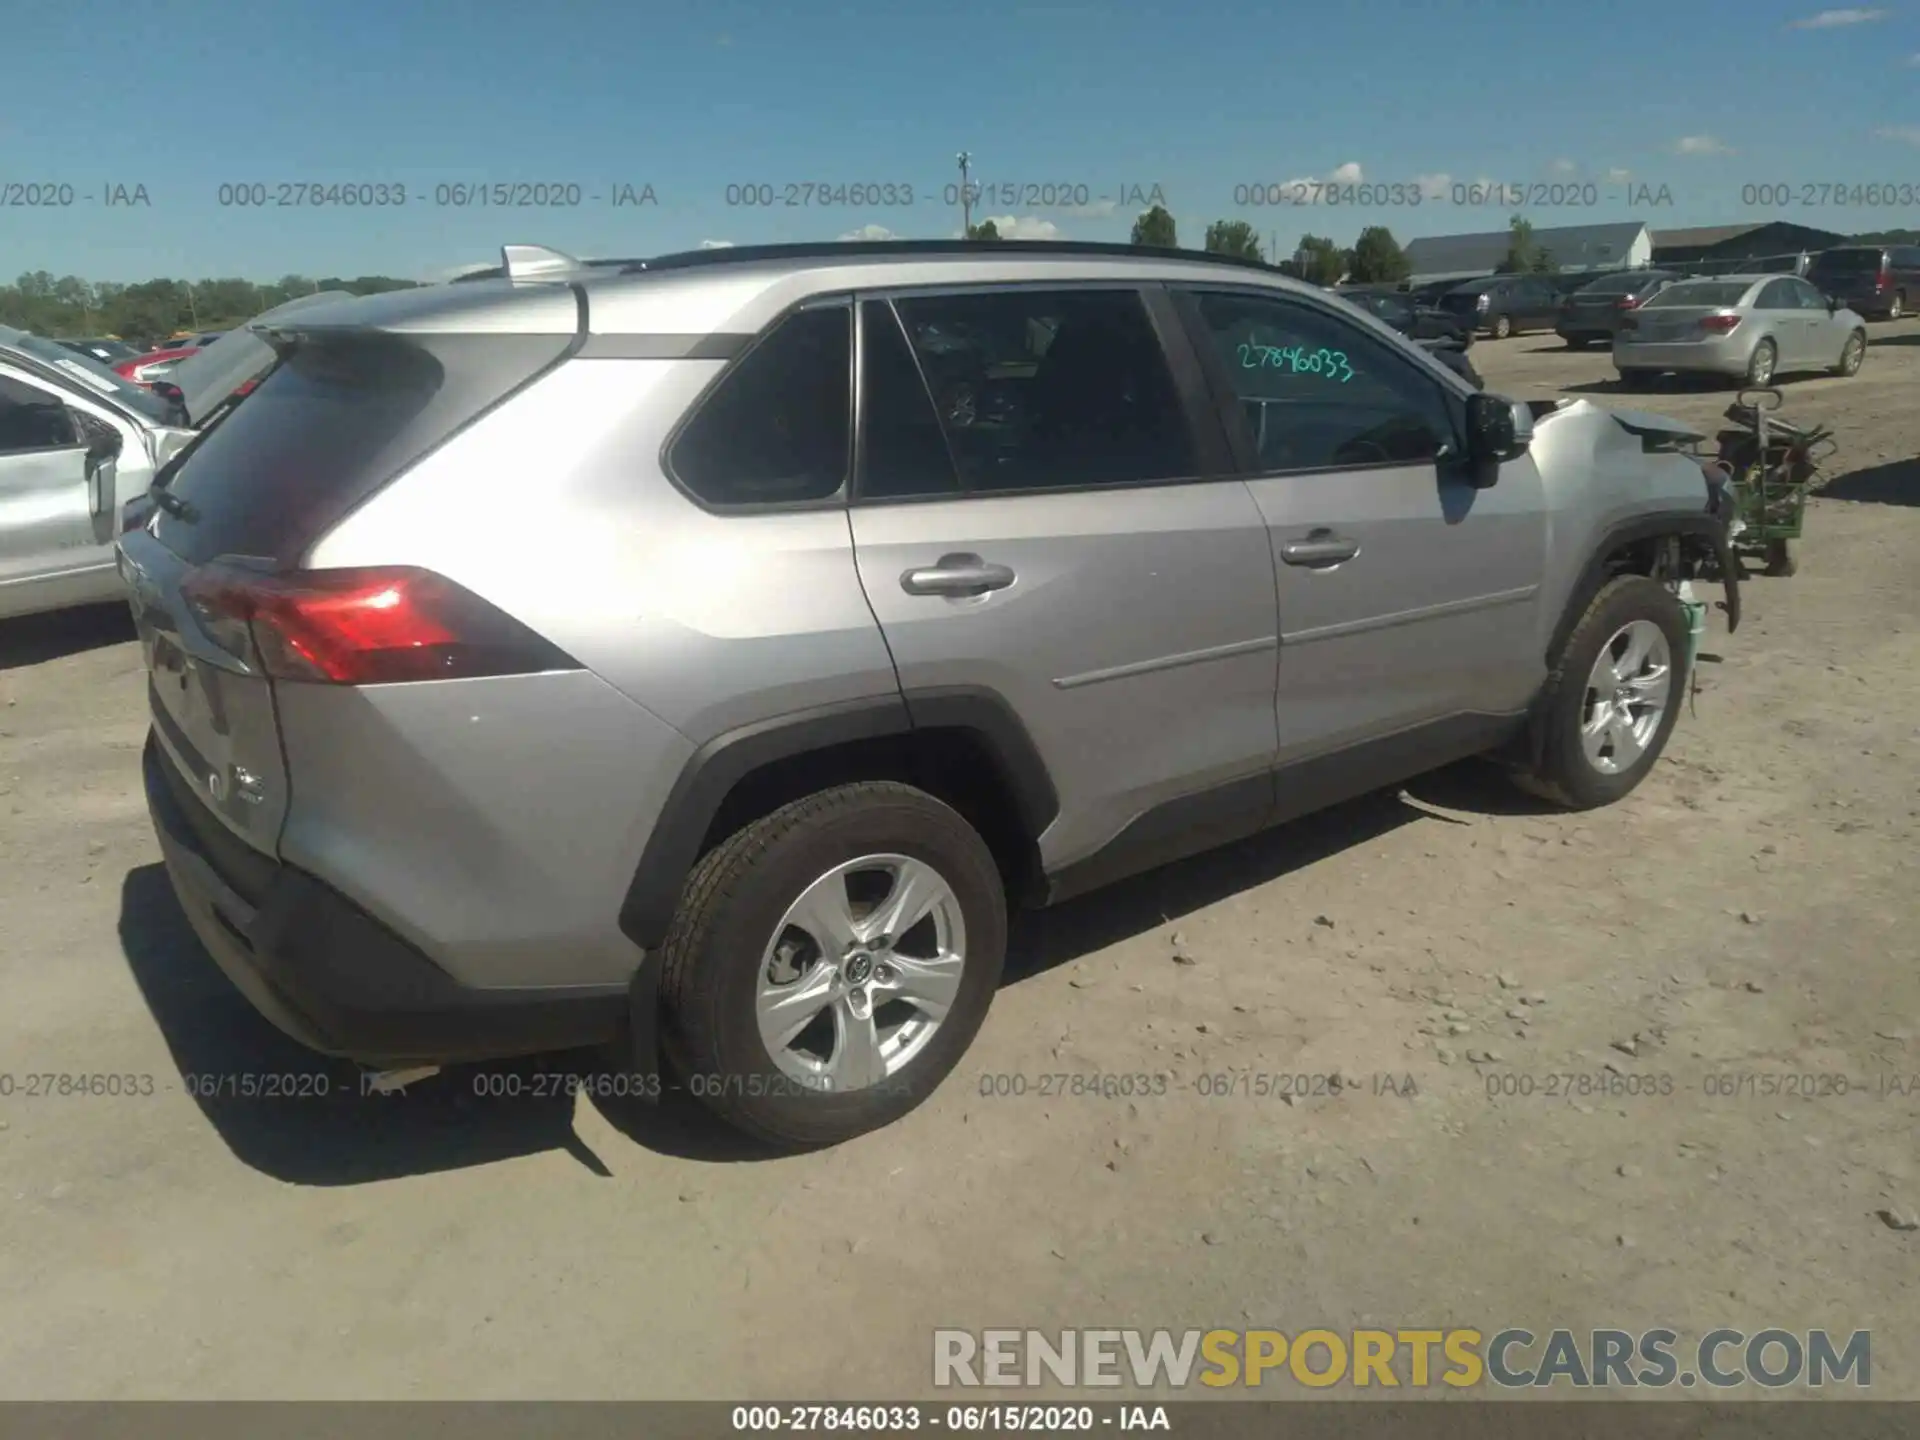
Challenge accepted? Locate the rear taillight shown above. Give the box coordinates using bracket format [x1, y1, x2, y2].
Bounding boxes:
[1698, 313, 1741, 335]
[1876, 265, 1891, 292]
[1615, 295, 1641, 310]
[179, 563, 578, 685]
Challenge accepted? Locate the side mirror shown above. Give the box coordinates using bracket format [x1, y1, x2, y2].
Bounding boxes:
[1464, 392, 1531, 483]
[1826, 295, 1839, 313]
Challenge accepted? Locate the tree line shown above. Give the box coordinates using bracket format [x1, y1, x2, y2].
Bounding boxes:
[0, 273, 420, 350]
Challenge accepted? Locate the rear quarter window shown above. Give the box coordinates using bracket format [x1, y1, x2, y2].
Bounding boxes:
[153, 331, 572, 567]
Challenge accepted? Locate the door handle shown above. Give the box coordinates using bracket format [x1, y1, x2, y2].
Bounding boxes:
[1280, 531, 1360, 567]
[900, 554, 1016, 597]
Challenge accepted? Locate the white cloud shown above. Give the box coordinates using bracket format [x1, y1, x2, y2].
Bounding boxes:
[984, 214, 1064, 240]
[838, 224, 897, 241]
[1063, 198, 1118, 219]
[698, 239, 734, 248]
[1675, 134, 1734, 155]
[1327, 161, 1365, 183]
[1548, 158, 1577, 174]
[1789, 7, 1888, 25]
[1414, 172, 1452, 198]
[1605, 166, 1633, 183]
[1873, 125, 1920, 145]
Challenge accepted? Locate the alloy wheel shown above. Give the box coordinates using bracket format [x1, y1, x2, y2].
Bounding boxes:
[755, 854, 966, 1092]
[1580, 620, 1673, 775]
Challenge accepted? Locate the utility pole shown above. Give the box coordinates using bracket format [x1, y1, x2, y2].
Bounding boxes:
[957, 151, 973, 236]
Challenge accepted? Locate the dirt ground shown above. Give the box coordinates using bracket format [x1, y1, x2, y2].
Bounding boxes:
[1, 323, 1916, 1401]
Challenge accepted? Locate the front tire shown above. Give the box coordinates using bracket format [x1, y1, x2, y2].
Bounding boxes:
[1517, 576, 1690, 810]
[1492, 314, 1513, 339]
[1617, 367, 1654, 389]
[656, 782, 1007, 1149]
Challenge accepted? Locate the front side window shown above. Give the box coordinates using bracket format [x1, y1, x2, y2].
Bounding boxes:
[888, 288, 1196, 493]
[668, 304, 851, 506]
[1186, 290, 1457, 474]
[0, 373, 80, 455]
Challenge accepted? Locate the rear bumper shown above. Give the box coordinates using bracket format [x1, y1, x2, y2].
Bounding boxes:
[143, 732, 628, 1067]
[1612, 336, 1748, 375]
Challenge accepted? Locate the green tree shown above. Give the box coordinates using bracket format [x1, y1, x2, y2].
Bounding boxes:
[966, 219, 1001, 241]
[1130, 205, 1177, 248]
[1529, 247, 1558, 274]
[1346, 226, 1410, 285]
[1295, 234, 1345, 285]
[1203, 220, 1263, 261]
[1495, 214, 1541, 274]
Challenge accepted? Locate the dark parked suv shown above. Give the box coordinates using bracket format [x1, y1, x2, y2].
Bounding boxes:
[1556, 270, 1681, 348]
[1436, 275, 1562, 338]
[1806, 245, 1920, 321]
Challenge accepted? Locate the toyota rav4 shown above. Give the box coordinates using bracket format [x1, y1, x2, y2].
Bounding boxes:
[119, 240, 1739, 1149]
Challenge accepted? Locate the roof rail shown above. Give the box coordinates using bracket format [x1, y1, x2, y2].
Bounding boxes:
[619, 239, 1286, 275]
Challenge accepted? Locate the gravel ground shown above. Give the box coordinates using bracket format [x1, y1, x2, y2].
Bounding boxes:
[1, 322, 1916, 1400]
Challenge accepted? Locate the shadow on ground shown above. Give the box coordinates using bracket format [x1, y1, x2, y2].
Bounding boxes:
[0, 603, 134, 671]
[117, 863, 767, 1181]
[1821, 457, 1919, 508]
[119, 760, 1545, 1179]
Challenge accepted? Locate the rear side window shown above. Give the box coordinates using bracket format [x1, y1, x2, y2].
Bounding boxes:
[856, 301, 961, 501]
[668, 305, 851, 506]
[154, 331, 572, 567]
[888, 288, 1196, 492]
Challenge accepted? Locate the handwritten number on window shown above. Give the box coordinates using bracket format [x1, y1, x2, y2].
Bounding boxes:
[1236, 342, 1355, 384]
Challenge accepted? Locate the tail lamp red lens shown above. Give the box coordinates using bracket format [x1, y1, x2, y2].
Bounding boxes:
[1698, 314, 1742, 335]
[179, 564, 577, 685]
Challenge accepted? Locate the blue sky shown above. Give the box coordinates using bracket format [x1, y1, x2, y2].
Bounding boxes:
[5, 0, 1918, 281]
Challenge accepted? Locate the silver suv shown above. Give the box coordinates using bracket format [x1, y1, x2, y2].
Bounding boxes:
[120, 241, 1740, 1149]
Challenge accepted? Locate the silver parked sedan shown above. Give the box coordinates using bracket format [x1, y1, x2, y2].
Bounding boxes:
[1612, 275, 1866, 388]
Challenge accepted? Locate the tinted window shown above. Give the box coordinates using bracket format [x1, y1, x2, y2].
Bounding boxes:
[1188, 290, 1457, 473]
[1576, 272, 1654, 296]
[891, 289, 1195, 492]
[1810, 249, 1882, 276]
[0, 374, 80, 454]
[1755, 280, 1794, 310]
[670, 305, 851, 506]
[1647, 281, 1751, 309]
[155, 331, 571, 566]
[857, 301, 961, 501]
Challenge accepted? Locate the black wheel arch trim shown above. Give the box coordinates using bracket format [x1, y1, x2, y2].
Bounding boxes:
[1528, 510, 1739, 769]
[616, 687, 1058, 952]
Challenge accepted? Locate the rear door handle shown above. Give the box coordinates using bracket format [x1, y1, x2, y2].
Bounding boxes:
[900, 554, 1016, 597]
[1280, 531, 1360, 567]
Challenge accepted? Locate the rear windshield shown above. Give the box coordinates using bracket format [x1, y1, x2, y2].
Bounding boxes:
[1644, 282, 1750, 308]
[153, 330, 571, 567]
[1809, 249, 1883, 275]
[1575, 273, 1657, 296]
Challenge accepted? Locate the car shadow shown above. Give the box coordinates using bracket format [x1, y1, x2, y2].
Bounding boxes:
[119, 761, 1554, 1177]
[0, 602, 134, 672]
[1821, 457, 1920, 508]
[1001, 758, 1550, 985]
[1867, 331, 1920, 348]
[117, 863, 763, 1181]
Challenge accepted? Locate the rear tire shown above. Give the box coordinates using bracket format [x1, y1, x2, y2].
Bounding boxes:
[1516, 576, 1690, 811]
[1744, 339, 1777, 387]
[1889, 291, 1906, 321]
[1564, 335, 1591, 350]
[1764, 537, 1798, 577]
[656, 781, 1006, 1150]
[1492, 314, 1513, 339]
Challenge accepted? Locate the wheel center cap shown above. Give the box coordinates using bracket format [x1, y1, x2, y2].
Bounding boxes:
[845, 953, 874, 985]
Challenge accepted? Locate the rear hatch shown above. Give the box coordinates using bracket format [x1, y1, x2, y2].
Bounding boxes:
[120, 311, 578, 859]
[1808, 249, 1885, 302]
